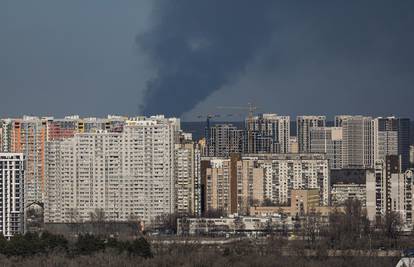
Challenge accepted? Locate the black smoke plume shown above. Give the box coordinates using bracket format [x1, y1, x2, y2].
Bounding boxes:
[137, 0, 276, 117]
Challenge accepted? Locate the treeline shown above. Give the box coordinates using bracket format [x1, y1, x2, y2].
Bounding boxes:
[0, 232, 152, 258]
[296, 199, 414, 251]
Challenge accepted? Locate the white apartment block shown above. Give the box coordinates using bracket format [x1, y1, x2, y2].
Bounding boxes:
[45, 116, 176, 224]
[0, 153, 25, 238]
[242, 154, 330, 206]
[297, 116, 326, 153]
[341, 116, 374, 168]
[174, 142, 201, 215]
[366, 157, 414, 226]
[389, 170, 413, 225]
[310, 127, 343, 169]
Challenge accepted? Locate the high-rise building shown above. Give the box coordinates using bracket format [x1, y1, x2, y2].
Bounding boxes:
[297, 116, 326, 153]
[174, 142, 201, 216]
[236, 159, 264, 214]
[334, 115, 353, 127]
[373, 117, 410, 171]
[241, 154, 330, 206]
[0, 119, 13, 152]
[45, 116, 176, 224]
[245, 114, 290, 154]
[207, 124, 243, 157]
[310, 127, 343, 169]
[0, 153, 25, 238]
[366, 155, 413, 225]
[396, 118, 410, 171]
[203, 155, 240, 215]
[11, 116, 48, 204]
[341, 116, 374, 168]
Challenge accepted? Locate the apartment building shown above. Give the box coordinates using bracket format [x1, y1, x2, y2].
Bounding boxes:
[242, 154, 330, 206]
[0, 153, 25, 238]
[202, 154, 241, 215]
[373, 117, 410, 171]
[341, 116, 374, 168]
[366, 155, 414, 226]
[45, 116, 176, 224]
[206, 124, 243, 157]
[10, 117, 47, 205]
[331, 183, 366, 207]
[310, 127, 343, 169]
[245, 114, 290, 154]
[236, 159, 264, 215]
[297, 116, 326, 153]
[174, 142, 201, 215]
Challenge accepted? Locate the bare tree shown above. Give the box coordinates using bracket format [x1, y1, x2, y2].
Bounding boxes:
[376, 211, 403, 248]
[302, 208, 322, 248]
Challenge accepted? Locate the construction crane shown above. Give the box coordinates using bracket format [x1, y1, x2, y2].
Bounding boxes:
[216, 103, 258, 121]
[216, 103, 259, 153]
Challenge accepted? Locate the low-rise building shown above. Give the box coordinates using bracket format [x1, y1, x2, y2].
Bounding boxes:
[331, 183, 366, 207]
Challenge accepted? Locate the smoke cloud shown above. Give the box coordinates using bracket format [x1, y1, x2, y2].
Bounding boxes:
[137, 0, 276, 117]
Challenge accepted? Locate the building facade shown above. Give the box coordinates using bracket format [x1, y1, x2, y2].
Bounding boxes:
[366, 155, 414, 226]
[373, 117, 410, 172]
[331, 183, 366, 207]
[297, 116, 326, 153]
[0, 153, 25, 238]
[242, 154, 330, 207]
[207, 124, 243, 157]
[341, 116, 374, 168]
[245, 114, 290, 154]
[174, 142, 201, 216]
[310, 127, 343, 169]
[45, 116, 176, 224]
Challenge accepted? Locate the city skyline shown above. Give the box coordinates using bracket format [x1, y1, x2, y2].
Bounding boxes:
[1, 1, 414, 264]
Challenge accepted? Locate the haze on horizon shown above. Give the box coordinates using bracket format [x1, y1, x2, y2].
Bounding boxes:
[1, 0, 413, 121]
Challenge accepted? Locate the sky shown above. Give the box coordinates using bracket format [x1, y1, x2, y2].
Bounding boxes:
[1, 1, 413, 121]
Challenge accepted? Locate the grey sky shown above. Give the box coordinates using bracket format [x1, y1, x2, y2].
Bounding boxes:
[1, 1, 413, 120]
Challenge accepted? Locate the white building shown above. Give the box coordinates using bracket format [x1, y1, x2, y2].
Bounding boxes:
[341, 116, 374, 168]
[296, 116, 326, 153]
[310, 127, 343, 169]
[45, 116, 176, 224]
[174, 142, 201, 215]
[242, 154, 330, 206]
[366, 156, 414, 226]
[0, 153, 25, 238]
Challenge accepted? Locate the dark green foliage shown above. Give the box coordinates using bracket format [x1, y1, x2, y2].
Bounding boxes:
[0, 232, 152, 260]
[40, 231, 68, 252]
[0, 232, 68, 257]
[127, 237, 153, 258]
[74, 234, 105, 255]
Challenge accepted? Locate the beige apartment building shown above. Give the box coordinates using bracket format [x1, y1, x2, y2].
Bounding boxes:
[203, 154, 330, 216]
